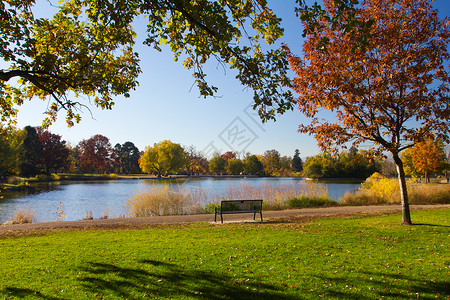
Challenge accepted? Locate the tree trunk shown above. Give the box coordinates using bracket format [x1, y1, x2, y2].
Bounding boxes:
[393, 153, 412, 225]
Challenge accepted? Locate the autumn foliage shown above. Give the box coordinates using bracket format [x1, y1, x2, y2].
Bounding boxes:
[78, 134, 113, 174]
[36, 127, 69, 174]
[403, 138, 447, 182]
[287, 0, 450, 224]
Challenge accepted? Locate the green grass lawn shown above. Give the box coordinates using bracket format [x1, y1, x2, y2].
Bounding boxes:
[0, 209, 449, 299]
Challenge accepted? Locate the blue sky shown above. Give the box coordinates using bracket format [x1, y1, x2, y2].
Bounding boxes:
[14, 0, 450, 158]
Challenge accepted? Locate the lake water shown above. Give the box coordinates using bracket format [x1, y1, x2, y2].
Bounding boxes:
[0, 177, 362, 223]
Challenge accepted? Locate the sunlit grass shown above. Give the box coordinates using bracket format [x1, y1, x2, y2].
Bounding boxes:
[127, 182, 332, 217]
[0, 209, 448, 299]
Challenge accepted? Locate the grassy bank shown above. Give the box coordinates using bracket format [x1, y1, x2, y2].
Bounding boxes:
[0, 208, 448, 299]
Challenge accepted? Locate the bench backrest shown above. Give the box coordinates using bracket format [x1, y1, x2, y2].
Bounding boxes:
[221, 200, 262, 212]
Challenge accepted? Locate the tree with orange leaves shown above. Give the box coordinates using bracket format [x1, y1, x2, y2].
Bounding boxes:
[287, 0, 450, 224]
[403, 138, 446, 183]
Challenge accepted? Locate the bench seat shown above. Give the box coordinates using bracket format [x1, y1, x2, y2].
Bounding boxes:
[214, 200, 263, 223]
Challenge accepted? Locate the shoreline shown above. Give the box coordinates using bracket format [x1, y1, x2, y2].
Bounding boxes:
[1, 204, 449, 236]
[0, 174, 368, 192]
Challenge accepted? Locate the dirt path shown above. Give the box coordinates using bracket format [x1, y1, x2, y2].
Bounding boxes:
[1, 204, 448, 235]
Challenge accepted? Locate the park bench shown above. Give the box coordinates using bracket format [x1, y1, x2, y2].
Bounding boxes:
[214, 200, 263, 223]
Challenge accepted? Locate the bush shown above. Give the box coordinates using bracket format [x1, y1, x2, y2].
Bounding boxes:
[108, 173, 119, 180]
[84, 211, 94, 220]
[6, 176, 23, 185]
[287, 196, 338, 208]
[202, 202, 220, 214]
[290, 172, 303, 178]
[4, 207, 35, 224]
[50, 173, 60, 181]
[35, 174, 48, 182]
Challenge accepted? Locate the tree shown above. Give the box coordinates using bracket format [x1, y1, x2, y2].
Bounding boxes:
[0, 0, 140, 127]
[287, 0, 450, 225]
[190, 156, 210, 175]
[291, 149, 303, 173]
[208, 155, 227, 175]
[226, 158, 244, 175]
[261, 149, 281, 176]
[303, 150, 380, 179]
[0, 126, 24, 177]
[1, 0, 292, 127]
[303, 153, 336, 179]
[114, 141, 140, 174]
[139, 140, 187, 177]
[221, 151, 237, 161]
[66, 145, 81, 174]
[19, 126, 43, 176]
[243, 155, 264, 176]
[36, 127, 69, 174]
[78, 134, 113, 173]
[337, 148, 380, 179]
[295, 0, 375, 52]
[403, 138, 446, 183]
[380, 159, 397, 178]
[185, 146, 208, 175]
[280, 156, 292, 170]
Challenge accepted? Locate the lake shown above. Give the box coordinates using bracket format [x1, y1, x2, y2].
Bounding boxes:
[0, 177, 362, 223]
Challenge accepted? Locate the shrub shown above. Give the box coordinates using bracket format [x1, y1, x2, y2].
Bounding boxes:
[7, 176, 23, 185]
[5, 207, 35, 224]
[290, 172, 303, 178]
[101, 208, 111, 219]
[108, 173, 119, 180]
[287, 196, 338, 208]
[35, 174, 48, 182]
[50, 173, 60, 181]
[84, 211, 94, 220]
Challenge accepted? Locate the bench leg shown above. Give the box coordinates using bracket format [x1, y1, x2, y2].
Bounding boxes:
[253, 210, 256, 220]
[215, 212, 217, 223]
[260, 211, 263, 222]
[221, 212, 223, 223]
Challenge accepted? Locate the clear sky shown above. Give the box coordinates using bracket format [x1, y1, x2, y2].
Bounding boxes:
[13, 0, 450, 159]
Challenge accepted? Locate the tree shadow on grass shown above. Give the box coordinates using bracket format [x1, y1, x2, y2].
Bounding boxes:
[412, 223, 450, 228]
[78, 259, 300, 299]
[313, 270, 449, 299]
[0, 287, 60, 299]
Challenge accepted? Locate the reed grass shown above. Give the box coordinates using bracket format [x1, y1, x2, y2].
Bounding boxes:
[218, 182, 330, 210]
[341, 177, 450, 205]
[408, 183, 450, 204]
[3, 207, 35, 225]
[127, 182, 332, 217]
[126, 185, 198, 217]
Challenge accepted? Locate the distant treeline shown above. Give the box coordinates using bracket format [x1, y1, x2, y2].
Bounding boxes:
[2, 125, 447, 181]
